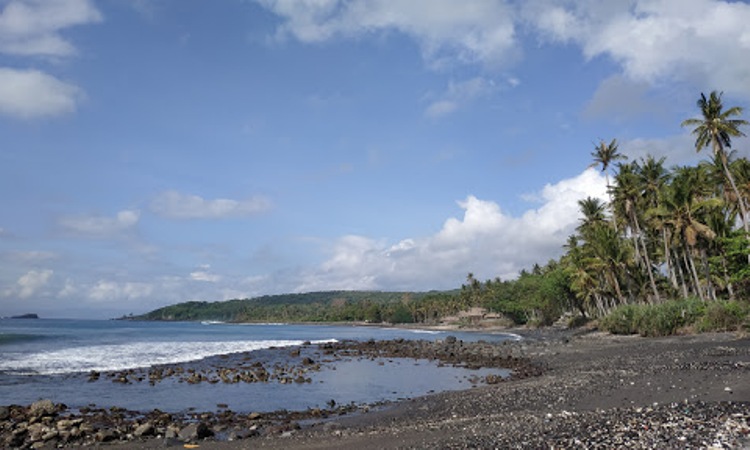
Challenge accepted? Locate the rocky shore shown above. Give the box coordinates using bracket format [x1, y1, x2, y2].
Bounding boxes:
[0, 335, 534, 448]
[2, 330, 749, 449]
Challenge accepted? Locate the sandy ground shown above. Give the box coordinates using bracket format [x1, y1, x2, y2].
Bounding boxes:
[116, 329, 750, 449]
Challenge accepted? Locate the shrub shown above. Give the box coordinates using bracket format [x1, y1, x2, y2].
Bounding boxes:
[599, 304, 644, 335]
[600, 298, 706, 336]
[637, 297, 705, 337]
[567, 314, 590, 329]
[698, 300, 749, 332]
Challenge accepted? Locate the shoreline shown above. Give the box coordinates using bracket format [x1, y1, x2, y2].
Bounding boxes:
[3, 330, 749, 448]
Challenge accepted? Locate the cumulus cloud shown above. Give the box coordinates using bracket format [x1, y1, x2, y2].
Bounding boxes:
[258, 1, 750, 102]
[3, 269, 54, 299]
[296, 169, 607, 291]
[0, 0, 102, 57]
[59, 210, 140, 237]
[151, 191, 271, 220]
[0, 68, 83, 118]
[255, 0, 517, 68]
[524, 0, 750, 99]
[0, 0, 101, 119]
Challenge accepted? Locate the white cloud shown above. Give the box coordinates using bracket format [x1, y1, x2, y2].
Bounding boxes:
[0, 0, 101, 119]
[3, 269, 54, 299]
[59, 210, 140, 237]
[296, 169, 608, 291]
[0, 68, 82, 118]
[525, 0, 750, 99]
[0, 0, 102, 57]
[190, 270, 222, 283]
[256, 0, 518, 68]
[88, 280, 154, 302]
[151, 191, 271, 219]
[258, 1, 750, 100]
[425, 76, 499, 118]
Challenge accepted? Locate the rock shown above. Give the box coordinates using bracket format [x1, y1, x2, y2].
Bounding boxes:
[0, 405, 9, 420]
[28, 399, 56, 418]
[96, 429, 118, 442]
[178, 422, 213, 441]
[445, 335, 457, 344]
[56, 418, 83, 430]
[133, 422, 155, 437]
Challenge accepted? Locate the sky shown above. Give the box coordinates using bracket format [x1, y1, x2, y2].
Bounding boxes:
[1, 0, 750, 319]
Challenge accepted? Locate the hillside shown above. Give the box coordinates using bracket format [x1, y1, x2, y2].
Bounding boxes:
[130, 291, 444, 323]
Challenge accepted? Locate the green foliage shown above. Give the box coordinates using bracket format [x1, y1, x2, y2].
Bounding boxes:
[134, 291, 428, 323]
[385, 303, 414, 324]
[599, 304, 644, 335]
[698, 300, 750, 332]
[636, 298, 705, 337]
[599, 298, 750, 336]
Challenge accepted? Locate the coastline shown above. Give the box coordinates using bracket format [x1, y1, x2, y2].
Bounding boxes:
[139, 330, 749, 449]
[2, 329, 749, 448]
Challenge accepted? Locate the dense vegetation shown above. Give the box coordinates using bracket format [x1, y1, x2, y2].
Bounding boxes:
[133, 291, 445, 324]
[135, 92, 750, 334]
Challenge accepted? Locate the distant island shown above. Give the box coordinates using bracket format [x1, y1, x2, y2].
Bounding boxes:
[9, 313, 39, 319]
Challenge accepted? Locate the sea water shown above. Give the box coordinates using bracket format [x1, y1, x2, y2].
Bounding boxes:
[0, 319, 516, 413]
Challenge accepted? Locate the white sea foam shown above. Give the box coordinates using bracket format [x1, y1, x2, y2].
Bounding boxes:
[0, 339, 336, 375]
[409, 329, 441, 335]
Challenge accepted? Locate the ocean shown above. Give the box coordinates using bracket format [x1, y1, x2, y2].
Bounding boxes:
[0, 319, 517, 414]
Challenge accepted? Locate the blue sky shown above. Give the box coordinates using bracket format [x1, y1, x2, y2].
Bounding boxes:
[1, 0, 749, 318]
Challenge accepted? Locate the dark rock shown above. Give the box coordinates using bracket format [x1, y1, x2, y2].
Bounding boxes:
[96, 429, 118, 442]
[0, 405, 9, 420]
[445, 335, 457, 344]
[178, 422, 213, 441]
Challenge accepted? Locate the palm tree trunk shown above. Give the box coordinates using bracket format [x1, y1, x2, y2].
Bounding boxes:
[674, 252, 689, 298]
[684, 245, 704, 301]
[632, 212, 660, 302]
[663, 228, 679, 290]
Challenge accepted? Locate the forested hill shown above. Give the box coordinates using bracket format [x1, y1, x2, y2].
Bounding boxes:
[130, 291, 444, 323]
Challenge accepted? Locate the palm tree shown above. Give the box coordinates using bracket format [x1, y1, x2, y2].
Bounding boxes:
[681, 91, 749, 241]
[611, 162, 661, 302]
[590, 139, 627, 228]
[577, 196, 608, 234]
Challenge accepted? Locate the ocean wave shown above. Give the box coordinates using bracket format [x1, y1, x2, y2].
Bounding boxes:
[0, 333, 47, 346]
[0, 339, 336, 375]
[409, 329, 441, 335]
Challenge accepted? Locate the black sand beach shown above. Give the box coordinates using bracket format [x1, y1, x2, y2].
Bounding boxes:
[3, 329, 750, 448]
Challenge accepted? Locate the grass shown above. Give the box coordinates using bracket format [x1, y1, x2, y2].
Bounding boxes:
[600, 297, 749, 336]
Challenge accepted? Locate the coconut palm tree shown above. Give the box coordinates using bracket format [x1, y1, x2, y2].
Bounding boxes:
[681, 91, 749, 240]
[590, 139, 627, 228]
[611, 162, 661, 302]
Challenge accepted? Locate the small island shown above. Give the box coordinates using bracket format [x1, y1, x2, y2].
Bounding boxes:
[9, 313, 39, 319]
